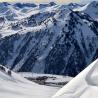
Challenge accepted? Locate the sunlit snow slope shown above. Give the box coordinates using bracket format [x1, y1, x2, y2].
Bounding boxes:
[0, 65, 58, 98]
[52, 59, 98, 98]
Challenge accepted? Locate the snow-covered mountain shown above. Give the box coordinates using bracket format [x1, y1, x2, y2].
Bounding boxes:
[74, 1, 98, 19]
[0, 64, 58, 98]
[52, 59, 98, 98]
[0, 1, 98, 77]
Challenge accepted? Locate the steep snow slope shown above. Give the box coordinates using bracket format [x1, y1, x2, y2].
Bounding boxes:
[52, 59, 98, 98]
[0, 65, 58, 98]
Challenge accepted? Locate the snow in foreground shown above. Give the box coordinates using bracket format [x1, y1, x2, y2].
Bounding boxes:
[52, 59, 98, 98]
[0, 65, 58, 98]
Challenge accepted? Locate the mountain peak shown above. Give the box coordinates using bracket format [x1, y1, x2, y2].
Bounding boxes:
[39, 2, 56, 8]
[49, 2, 56, 6]
[0, 2, 10, 6]
[68, 3, 80, 7]
[88, 1, 98, 8]
[14, 3, 37, 8]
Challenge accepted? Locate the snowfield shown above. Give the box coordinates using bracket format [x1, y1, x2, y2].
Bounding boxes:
[0, 65, 59, 98]
[52, 59, 98, 98]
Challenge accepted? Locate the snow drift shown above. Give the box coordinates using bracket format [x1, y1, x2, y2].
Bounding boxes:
[52, 59, 98, 98]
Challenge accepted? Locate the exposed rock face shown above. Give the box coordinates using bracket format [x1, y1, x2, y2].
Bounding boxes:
[0, 2, 98, 77]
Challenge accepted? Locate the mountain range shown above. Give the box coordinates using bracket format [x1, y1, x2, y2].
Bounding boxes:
[52, 59, 98, 98]
[0, 1, 98, 77]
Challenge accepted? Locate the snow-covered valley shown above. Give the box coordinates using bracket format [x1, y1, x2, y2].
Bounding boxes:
[0, 56, 98, 98]
[0, 65, 59, 98]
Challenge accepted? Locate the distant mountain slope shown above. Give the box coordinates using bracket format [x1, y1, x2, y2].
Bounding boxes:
[52, 59, 98, 98]
[74, 1, 98, 19]
[0, 1, 98, 77]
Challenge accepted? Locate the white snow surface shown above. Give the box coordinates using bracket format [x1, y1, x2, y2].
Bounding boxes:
[0, 65, 59, 98]
[52, 59, 98, 98]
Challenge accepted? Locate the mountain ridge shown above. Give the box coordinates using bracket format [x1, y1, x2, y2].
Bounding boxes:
[0, 1, 98, 77]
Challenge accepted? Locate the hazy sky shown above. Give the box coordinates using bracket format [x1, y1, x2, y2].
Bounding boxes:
[0, 0, 97, 4]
